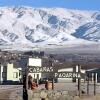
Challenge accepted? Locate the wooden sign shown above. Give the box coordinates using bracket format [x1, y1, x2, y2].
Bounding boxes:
[29, 67, 54, 73]
[28, 67, 85, 78]
[54, 72, 82, 78]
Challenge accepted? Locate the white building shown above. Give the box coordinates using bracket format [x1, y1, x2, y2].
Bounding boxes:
[0, 63, 22, 84]
[0, 65, 3, 84]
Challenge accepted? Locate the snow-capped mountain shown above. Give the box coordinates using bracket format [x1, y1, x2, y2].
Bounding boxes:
[0, 6, 100, 50]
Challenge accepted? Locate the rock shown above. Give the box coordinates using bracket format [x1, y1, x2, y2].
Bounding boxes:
[40, 91, 48, 98]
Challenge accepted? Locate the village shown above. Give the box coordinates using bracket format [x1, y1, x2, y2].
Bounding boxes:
[0, 50, 100, 84]
[0, 49, 100, 100]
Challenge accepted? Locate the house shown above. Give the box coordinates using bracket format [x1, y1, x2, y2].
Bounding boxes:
[0, 63, 22, 84]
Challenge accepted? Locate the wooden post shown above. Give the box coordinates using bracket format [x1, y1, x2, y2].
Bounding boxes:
[92, 73, 94, 83]
[52, 78, 54, 90]
[78, 65, 81, 97]
[87, 75, 89, 95]
[36, 78, 39, 85]
[36, 74, 39, 85]
[23, 67, 28, 100]
[95, 73, 97, 83]
[26, 67, 29, 90]
[73, 66, 77, 82]
[94, 73, 96, 95]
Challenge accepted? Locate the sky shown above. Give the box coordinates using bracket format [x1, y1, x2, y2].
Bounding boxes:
[0, 0, 100, 10]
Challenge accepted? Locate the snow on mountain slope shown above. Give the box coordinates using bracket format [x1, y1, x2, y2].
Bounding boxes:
[0, 6, 100, 51]
[72, 22, 100, 42]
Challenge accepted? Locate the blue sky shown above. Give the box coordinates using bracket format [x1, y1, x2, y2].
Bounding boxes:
[0, 0, 99, 10]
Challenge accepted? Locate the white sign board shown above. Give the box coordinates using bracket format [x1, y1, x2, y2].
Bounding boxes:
[29, 67, 54, 73]
[28, 58, 42, 67]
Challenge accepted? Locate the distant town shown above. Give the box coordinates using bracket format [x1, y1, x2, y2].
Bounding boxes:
[0, 49, 100, 84]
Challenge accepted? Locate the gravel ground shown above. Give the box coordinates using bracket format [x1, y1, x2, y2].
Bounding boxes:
[0, 83, 100, 100]
[38, 82, 100, 94]
[0, 85, 23, 100]
[38, 82, 100, 100]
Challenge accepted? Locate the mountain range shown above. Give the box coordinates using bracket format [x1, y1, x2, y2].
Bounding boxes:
[0, 7, 100, 51]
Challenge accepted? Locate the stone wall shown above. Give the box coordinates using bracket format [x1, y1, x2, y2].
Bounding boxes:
[28, 89, 78, 100]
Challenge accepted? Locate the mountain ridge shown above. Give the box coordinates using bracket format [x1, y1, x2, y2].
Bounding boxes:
[0, 6, 100, 50]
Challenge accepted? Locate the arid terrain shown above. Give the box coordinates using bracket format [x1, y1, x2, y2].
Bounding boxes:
[0, 83, 100, 100]
[0, 85, 23, 100]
